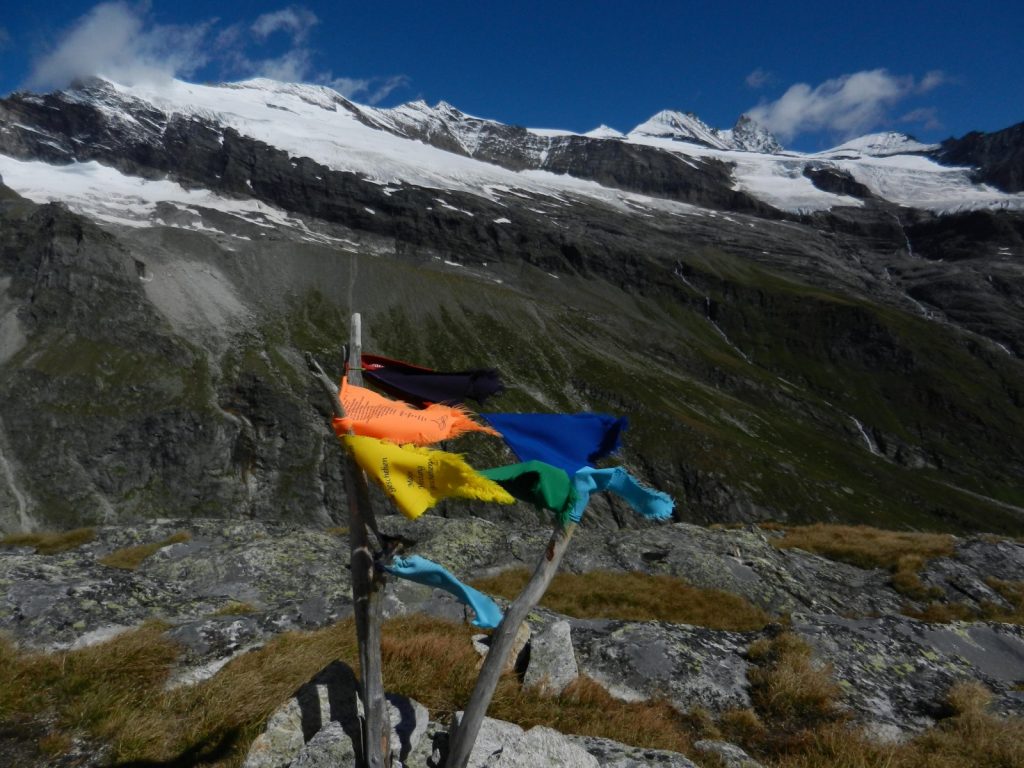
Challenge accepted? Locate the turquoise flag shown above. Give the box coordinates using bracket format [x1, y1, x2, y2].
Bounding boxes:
[383, 554, 503, 629]
[569, 466, 674, 523]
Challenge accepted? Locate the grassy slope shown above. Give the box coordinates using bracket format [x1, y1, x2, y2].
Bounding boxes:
[3, 194, 1021, 534]
[276, 248, 1022, 534]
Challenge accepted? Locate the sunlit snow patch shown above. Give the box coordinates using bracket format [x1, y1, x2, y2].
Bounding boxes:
[0, 154, 345, 243]
[100, 78, 705, 219]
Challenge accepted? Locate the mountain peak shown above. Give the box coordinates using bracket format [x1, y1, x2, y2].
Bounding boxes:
[584, 124, 625, 139]
[629, 109, 731, 149]
[433, 100, 465, 117]
[819, 131, 939, 157]
[726, 114, 783, 154]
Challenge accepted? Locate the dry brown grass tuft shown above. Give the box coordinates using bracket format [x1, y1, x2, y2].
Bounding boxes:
[745, 633, 845, 736]
[212, 601, 257, 617]
[493, 676, 692, 753]
[766, 722, 901, 768]
[907, 681, 1024, 768]
[379, 613, 480, 713]
[0, 622, 179, 762]
[770, 524, 954, 599]
[472, 569, 772, 631]
[903, 601, 978, 623]
[984, 579, 1024, 624]
[98, 531, 192, 570]
[905, 579, 1024, 626]
[128, 618, 363, 764]
[717, 707, 767, 745]
[1, 618, 359, 766]
[0, 527, 96, 555]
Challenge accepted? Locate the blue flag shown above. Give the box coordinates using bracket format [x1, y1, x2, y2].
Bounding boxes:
[480, 412, 627, 475]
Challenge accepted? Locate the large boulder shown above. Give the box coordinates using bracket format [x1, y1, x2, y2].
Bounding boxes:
[243, 660, 429, 768]
[524, 619, 579, 694]
[448, 714, 599, 768]
[569, 619, 754, 713]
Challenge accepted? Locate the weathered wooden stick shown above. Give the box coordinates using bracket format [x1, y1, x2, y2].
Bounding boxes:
[444, 521, 578, 768]
[307, 312, 392, 768]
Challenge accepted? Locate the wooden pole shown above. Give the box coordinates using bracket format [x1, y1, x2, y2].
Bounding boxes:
[444, 522, 578, 768]
[308, 312, 392, 768]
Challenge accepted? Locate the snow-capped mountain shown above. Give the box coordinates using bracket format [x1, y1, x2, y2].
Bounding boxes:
[629, 109, 736, 149]
[626, 110, 780, 154]
[4, 76, 1020, 221]
[817, 131, 938, 158]
[722, 114, 784, 154]
[5, 76, 1022, 218]
[0, 75, 1022, 536]
[583, 125, 625, 139]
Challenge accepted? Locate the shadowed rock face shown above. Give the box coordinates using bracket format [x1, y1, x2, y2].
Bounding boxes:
[935, 121, 1024, 193]
[537, 136, 781, 216]
[803, 165, 876, 199]
[0, 80, 1023, 534]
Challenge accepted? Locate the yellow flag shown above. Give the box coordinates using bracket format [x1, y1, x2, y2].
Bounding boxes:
[343, 435, 515, 519]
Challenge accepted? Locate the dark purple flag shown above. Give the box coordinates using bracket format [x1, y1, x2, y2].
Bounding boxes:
[360, 354, 505, 408]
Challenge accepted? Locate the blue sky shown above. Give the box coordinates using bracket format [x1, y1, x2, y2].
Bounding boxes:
[1, 1, 1021, 151]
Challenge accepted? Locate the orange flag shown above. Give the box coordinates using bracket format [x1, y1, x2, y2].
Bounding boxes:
[333, 377, 499, 445]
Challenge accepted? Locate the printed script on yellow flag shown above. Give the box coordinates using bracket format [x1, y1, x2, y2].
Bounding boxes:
[333, 377, 499, 445]
[342, 435, 515, 519]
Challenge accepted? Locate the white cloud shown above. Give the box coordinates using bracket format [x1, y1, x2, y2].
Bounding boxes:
[745, 68, 773, 89]
[253, 50, 316, 82]
[214, 23, 245, 51]
[899, 107, 943, 131]
[918, 70, 947, 93]
[25, 2, 409, 106]
[252, 8, 318, 42]
[327, 76, 372, 97]
[238, 7, 319, 83]
[364, 75, 411, 105]
[27, 2, 212, 88]
[322, 74, 409, 105]
[746, 69, 946, 142]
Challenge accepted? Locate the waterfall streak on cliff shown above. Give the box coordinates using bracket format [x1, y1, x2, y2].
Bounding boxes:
[850, 417, 881, 456]
[705, 297, 751, 363]
[892, 213, 914, 258]
[0, 417, 34, 531]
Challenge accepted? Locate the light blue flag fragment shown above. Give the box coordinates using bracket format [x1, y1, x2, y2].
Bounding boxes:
[569, 466, 675, 524]
[383, 554, 504, 629]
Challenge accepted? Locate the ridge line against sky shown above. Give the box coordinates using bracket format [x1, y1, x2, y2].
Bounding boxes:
[0, 1, 1021, 152]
